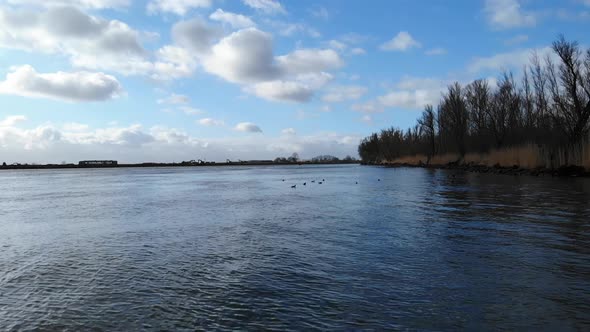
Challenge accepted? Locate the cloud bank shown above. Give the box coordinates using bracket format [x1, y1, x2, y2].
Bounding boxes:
[0, 65, 123, 102]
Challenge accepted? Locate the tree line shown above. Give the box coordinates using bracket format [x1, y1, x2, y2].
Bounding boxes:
[358, 36, 590, 165]
[274, 153, 357, 163]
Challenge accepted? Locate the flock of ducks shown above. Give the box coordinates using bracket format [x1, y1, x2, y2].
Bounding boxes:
[283, 178, 380, 188]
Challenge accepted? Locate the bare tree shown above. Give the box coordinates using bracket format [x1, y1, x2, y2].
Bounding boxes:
[530, 52, 550, 129]
[418, 104, 436, 159]
[288, 152, 300, 162]
[439, 82, 469, 156]
[522, 67, 535, 130]
[547, 35, 590, 143]
[487, 72, 521, 148]
[465, 79, 490, 137]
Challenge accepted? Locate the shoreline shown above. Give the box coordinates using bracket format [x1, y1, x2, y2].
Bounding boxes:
[368, 162, 590, 178]
[0, 161, 359, 171]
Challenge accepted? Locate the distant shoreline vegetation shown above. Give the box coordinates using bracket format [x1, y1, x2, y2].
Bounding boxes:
[0, 154, 358, 170]
[358, 36, 590, 173]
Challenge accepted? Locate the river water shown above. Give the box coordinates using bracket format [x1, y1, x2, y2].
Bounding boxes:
[1, 165, 589, 331]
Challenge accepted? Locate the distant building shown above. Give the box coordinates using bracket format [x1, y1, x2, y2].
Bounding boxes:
[78, 160, 118, 166]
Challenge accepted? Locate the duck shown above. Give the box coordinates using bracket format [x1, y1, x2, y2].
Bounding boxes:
[291, 184, 297, 188]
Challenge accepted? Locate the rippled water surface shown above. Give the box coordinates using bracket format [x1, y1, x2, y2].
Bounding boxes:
[1, 165, 590, 331]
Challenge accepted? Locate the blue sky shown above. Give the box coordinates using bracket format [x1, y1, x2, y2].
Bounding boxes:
[0, 0, 589, 163]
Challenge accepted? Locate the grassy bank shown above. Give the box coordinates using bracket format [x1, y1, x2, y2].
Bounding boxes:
[381, 141, 590, 176]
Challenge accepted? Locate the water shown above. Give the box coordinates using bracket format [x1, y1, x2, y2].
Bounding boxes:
[1, 165, 589, 331]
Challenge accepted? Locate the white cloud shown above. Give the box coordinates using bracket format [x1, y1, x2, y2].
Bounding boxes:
[62, 122, 89, 131]
[0, 6, 200, 80]
[281, 127, 296, 135]
[73, 124, 156, 146]
[0, 115, 27, 127]
[210, 9, 256, 28]
[294, 72, 333, 89]
[266, 131, 360, 156]
[377, 90, 439, 109]
[380, 31, 421, 51]
[0, 123, 361, 164]
[157, 93, 190, 105]
[171, 18, 222, 54]
[0, 65, 123, 102]
[245, 71, 331, 103]
[243, 0, 286, 15]
[376, 76, 444, 109]
[320, 105, 332, 112]
[425, 47, 447, 55]
[249, 80, 313, 102]
[395, 77, 444, 90]
[202, 28, 281, 84]
[0, 124, 63, 150]
[0, 6, 145, 57]
[351, 101, 383, 113]
[151, 45, 198, 80]
[484, 0, 536, 29]
[468, 46, 553, 73]
[266, 21, 320, 38]
[351, 47, 366, 55]
[5, 0, 130, 9]
[235, 122, 263, 133]
[201, 28, 341, 103]
[321, 85, 367, 103]
[1, 123, 163, 151]
[353, 76, 445, 112]
[360, 115, 372, 124]
[0, 107, 361, 163]
[0, 6, 191, 79]
[198, 118, 225, 126]
[147, 0, 212, 15]
[276, 48, 344, 75]
[328, 40, 347, 50]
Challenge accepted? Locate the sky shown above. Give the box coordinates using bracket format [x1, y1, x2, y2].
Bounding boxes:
[0, 0, 589, 163]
